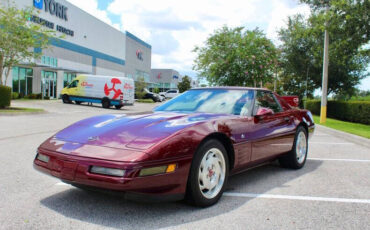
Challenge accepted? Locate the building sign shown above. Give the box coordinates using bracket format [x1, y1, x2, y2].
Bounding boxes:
[173, 75, 179, 80]
[30, 15, 74, 36]
[136, 49, 143, 61]
[33, 0, 68, 21]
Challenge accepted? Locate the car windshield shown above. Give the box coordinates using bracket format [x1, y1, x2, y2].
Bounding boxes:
[154, 89, 254, 116]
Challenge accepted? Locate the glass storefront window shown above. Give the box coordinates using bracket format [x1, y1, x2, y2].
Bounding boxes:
[12, 67, 33, 96]
[41, 56, 58, 68]
[41, 71, 57, 98]
[19, 68, 26, 95]
[12, 67, 19, 93]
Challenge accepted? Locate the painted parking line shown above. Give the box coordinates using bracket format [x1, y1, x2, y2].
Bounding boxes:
[55, 182, 71, 186]
[309, 142, 354, 145]
[308, 158, 370, 163]
[223, 192, 370, 204]
[312, 134, 329, 136]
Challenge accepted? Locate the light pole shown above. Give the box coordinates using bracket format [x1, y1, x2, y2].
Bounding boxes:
[320, 6, 329, 124]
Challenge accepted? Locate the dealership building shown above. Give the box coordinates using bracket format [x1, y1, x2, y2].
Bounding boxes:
[4, 0, 152, 98]
[149, 69, 199, 92]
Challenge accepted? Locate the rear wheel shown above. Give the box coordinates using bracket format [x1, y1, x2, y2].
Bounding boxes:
[75, 101, 81, 105]
[102, 98, 111, 109]
[115, 105, 123, 109]
[279, 126, 308, 169]
[62, 94, 70, 104]
[186, 139, 229, 207]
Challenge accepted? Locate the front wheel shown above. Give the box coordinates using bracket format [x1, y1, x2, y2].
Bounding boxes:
[186, 139, 229, 207]
[62, 94, 70, 104]
[279, 126, 308, 169]
[115, 105, 123, 109]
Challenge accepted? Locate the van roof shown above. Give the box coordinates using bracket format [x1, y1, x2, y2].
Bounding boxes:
[77, 74, 132, 80]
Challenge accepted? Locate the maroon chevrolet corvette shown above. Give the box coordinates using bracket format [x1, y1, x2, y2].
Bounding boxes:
[34, 87, 314, 207]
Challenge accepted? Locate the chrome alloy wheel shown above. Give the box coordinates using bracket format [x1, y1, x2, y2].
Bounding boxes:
[198, 148, 226, 199]
[296, 131, 307, 164]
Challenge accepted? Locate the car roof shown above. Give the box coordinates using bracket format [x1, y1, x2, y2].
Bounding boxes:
[190, 86, 271, 92]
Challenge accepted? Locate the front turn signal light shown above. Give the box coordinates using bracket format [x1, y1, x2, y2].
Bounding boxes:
[139, 163, 177, 177]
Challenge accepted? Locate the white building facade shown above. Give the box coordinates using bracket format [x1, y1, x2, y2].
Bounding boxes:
[2, 0, 151, 98]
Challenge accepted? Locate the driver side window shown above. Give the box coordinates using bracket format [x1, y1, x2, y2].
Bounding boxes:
[68, 80, 78, 88]
[254, 91, 282, 115]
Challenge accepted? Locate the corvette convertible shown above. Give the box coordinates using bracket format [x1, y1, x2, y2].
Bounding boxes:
[34, 87, 314, 207]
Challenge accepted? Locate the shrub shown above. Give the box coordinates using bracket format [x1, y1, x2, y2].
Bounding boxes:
[305, 100, 321, 115]
[12, 92, 19, 99]
[305, 100, 370, 125]
[153, 88, 160, 94]
[328, 101, 370, 125]
[0, 85, 12, 108]
[137, 99, 155, 103]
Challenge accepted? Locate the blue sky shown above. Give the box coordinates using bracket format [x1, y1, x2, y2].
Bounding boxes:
[67, 0, 369, 91]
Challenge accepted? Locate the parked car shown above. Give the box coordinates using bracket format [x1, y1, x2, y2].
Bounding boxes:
[159, 89, 179, 99]
[34, 87, 314, 207]
[61, 74, 134, 109]
[135, 88, 162, 102]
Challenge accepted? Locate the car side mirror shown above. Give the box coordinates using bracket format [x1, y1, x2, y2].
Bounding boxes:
[255, 108, 274, 121]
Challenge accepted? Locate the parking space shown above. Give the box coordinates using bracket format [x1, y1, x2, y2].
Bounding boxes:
[0, 101, 369, 229]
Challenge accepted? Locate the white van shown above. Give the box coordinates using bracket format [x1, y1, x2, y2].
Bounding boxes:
[61, 74, 134, 109]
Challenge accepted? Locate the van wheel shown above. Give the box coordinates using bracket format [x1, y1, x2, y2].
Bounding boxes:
[115, 105, 123, 109]
[102, 98, 111, 109]
[62, 95, 70, 104]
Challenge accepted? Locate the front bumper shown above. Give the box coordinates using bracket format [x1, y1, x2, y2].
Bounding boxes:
[33, 148, 192, 200]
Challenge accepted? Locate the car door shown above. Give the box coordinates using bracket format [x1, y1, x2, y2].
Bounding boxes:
[250, 91, 295, 161]
[167, 90, 176, 98]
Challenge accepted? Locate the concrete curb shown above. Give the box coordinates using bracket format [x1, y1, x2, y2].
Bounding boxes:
[0, 111, 47, 116]
[315, 124, 370, 148]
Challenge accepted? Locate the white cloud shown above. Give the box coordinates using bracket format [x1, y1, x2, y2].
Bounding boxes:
[66, 0, 121, 30]
[266, 0, 310, 43]
[68, 0, 312, 77]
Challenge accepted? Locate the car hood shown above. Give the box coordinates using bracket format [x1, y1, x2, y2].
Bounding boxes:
[52, 112, 227, 151]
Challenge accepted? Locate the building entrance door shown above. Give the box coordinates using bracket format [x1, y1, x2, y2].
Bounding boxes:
[41, 71, 57, 98]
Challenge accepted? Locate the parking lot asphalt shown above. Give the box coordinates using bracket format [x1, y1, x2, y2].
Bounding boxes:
[0, 100, 369, 230]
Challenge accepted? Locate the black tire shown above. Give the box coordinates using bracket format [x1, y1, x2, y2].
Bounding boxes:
[62, 94, 70, 104]
[279, 126, 308, 169]
[186, 139, 229, 207]
[102, 98, 111, 109]
[115, 105, 123, 109]
[75, 101, 82, 105]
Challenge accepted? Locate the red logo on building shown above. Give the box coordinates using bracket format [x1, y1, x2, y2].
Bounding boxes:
[136, 49, 143, 61]
[157, 73, 162, 79]
[104, 78, 122, 99]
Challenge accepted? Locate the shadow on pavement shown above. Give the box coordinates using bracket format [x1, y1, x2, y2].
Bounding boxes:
[40, 160, 322, 229]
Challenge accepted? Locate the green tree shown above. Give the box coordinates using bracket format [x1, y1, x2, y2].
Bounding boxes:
[153, 87, 160, 94]
[279, 0, 369, 99]
[193, 26, 278, 87]
[0, 1, 56, 85]
[178, 75, 191, 93]
[135, 77, 147, 99]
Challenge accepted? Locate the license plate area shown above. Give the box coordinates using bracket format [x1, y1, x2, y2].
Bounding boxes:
[51, 158, 78, 181]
